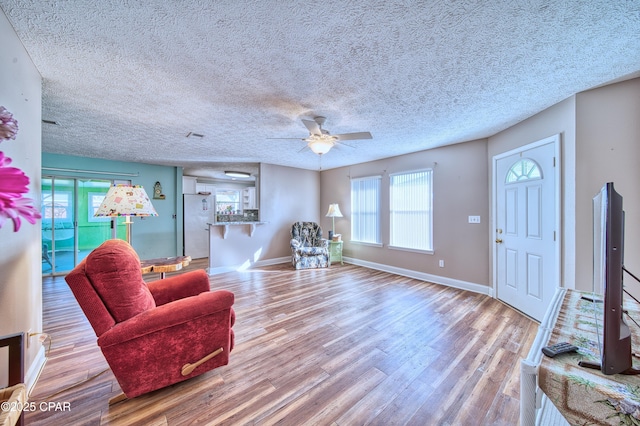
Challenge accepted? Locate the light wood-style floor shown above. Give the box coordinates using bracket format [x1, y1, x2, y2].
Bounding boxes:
[27, 260, 537, 425]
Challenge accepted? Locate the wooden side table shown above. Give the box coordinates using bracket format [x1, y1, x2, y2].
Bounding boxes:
[140, 255, 192, 279]
[329, 241, 343, 265]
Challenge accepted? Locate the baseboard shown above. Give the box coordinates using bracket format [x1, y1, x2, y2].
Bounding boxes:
[343, 256, 492, 296]
[207, 256, 290, 275]
[207, 255, 491, 296]
[25, 345, 47, 395]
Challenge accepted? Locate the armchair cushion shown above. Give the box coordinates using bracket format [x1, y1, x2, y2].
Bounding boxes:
[291, 244, 330, 256]
[98, 290, 235, 347]
[84, 239, 155, 323]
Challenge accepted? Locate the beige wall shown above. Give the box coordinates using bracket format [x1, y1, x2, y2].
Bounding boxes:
[575, 78, 640, 297]
[321, 139, 490, 286]
[0, 11, 43, 387]
[487, 78, 640, 294]
[209, 163, 320, 272]
[488, 96, 577, 289]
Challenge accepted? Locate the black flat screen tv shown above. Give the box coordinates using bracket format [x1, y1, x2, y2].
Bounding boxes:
[592, 182, 634, 375]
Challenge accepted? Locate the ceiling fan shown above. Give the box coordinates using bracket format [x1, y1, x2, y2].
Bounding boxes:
[270, 116, 373, 155]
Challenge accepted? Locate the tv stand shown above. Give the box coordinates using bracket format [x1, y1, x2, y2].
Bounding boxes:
[521, 289, 640, 425]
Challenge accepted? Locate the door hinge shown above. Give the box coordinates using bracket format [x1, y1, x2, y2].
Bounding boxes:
[553, 157, 556, 167]
[554, 231, 556, 241]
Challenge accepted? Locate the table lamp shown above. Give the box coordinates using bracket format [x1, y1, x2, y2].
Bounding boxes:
[325, 203, 343, 240]
[94, 184, 158, 244]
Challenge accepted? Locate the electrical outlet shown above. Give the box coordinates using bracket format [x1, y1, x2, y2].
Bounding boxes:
[468, 215, 481, 224]
[439, 260, 445, 268]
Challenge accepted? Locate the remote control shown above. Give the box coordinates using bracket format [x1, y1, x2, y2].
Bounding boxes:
[542, 342, 578, 358]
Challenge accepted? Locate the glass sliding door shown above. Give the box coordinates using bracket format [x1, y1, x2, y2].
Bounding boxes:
[77, 179, 118, 266]
[42, 177, 122, 276]
[41, 177, 76, 275]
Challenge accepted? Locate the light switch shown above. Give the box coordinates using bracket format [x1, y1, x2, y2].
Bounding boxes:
[468, 215, 481, 224]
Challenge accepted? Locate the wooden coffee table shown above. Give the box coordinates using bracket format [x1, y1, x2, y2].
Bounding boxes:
[140, 255, 192, 279]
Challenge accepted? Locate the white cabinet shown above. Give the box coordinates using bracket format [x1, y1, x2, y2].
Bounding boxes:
[243, 187, 256, 209]
[182, 176, 197, 194]
[196, 183, 216, 194]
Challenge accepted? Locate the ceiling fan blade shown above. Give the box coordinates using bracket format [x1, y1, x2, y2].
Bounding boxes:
[302, 119, 321, 135]
[334, 131, 373, 141]
[336, 141, 355, 148]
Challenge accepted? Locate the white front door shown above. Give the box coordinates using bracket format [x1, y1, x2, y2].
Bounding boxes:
[494, 135, 560, 321]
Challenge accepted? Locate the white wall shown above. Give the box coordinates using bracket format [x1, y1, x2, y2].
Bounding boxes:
[0, 10, 43, 387]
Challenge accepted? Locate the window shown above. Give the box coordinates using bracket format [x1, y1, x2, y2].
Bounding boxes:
[505, 158, 542, 183]
[216, 189, 241, 214]
[350, 176, 381, 244]
[390, 169, 433, 252]
[42, 190, 72, 221]
[88, 192, 110, 222]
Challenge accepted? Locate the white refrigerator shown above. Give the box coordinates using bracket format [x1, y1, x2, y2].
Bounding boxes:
[183, 194, 216, 259]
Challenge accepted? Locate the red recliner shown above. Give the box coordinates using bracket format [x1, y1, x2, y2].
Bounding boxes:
[65, 239, 235, 399]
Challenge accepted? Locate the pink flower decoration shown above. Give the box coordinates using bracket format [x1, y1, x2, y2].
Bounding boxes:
[0, 151, 41, 232]
[0, 106, 19, 142]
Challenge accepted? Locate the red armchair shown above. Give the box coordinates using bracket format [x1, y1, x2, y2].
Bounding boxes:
[65, 239, 235, 399]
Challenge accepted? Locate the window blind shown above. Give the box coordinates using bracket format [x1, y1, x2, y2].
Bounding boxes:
[390, 169, 433, 251]
[350, 176, 381, 244]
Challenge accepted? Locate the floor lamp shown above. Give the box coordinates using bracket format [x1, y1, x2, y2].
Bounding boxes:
[94, 184, 158, 244]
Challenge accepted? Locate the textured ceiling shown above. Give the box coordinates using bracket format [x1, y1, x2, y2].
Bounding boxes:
[1, 1, 639, 172]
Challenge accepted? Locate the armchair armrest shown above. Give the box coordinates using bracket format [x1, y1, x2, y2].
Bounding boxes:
[147, 269, 210, 305]
[319, 238, 330, 249]
[98, 289, 234, 348]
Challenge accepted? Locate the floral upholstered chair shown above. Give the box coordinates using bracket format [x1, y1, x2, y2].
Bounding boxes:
[290, 221, 330, 269]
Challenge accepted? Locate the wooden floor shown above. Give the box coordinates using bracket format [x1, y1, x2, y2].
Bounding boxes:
[27, 260, 537, 425]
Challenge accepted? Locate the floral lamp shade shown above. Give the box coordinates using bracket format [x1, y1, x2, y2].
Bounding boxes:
[94, 185, 158, 217]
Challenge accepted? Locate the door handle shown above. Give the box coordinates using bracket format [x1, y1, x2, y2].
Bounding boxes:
[495, 238, 503, 244]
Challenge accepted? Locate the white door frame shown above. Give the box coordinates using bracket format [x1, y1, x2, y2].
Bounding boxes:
[491, 134, 562, 305]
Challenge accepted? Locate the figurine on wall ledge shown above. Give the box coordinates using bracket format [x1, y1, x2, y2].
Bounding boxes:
[153, 181, 165, 199]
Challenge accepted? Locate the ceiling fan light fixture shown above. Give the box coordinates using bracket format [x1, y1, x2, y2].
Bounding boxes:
[224, 171, 251, 178]
[307, 134, 336, 155]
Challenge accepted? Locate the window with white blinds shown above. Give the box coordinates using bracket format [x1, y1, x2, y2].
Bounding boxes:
[390, 169, 433, 252]
[350, 176, 381, 244]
